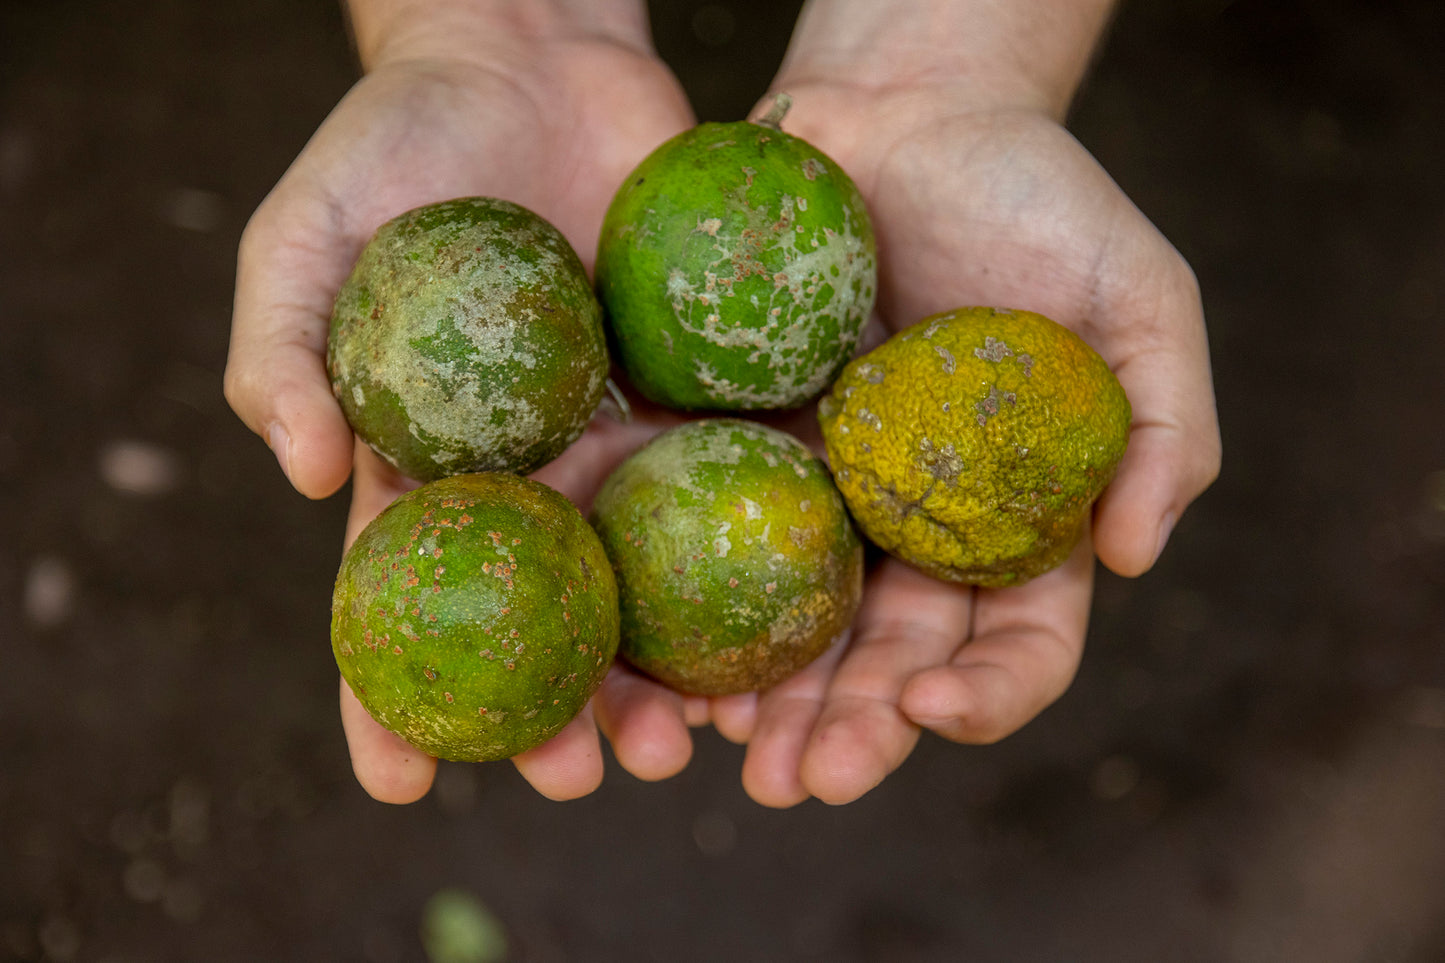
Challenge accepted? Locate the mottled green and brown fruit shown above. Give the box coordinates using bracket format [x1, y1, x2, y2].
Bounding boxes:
[595, 94, 876, 411]
[819, 307, 1131, 587]
[331, 473, 619, 761]
[591, 418, 862, 695]
[328, 197, 608, 481]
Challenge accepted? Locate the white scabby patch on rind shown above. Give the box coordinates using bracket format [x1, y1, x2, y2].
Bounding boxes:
[336, 217, 600, 473]
[626, 420, 820, 505]
[666, 194, 875, 407]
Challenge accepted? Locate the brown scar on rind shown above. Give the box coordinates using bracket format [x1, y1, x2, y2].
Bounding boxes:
[974, 337, 1013, 363]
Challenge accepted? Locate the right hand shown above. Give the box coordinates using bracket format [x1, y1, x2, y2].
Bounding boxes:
[224, 11, 705, 804]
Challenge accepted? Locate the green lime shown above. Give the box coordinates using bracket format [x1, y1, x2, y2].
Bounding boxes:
[331, 473, 618, 761]
[596, 95, 875, 411]
[592, 418, 862, 695]
[328, 197, 607, 481]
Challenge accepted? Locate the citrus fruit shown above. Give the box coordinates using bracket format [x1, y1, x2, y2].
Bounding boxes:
[591, 418, 862, 695]
[330, 472, 619, 761]
[595, 94, 876, 411]
[327, 196, 608, 481]
[818, 307, 1131, 587]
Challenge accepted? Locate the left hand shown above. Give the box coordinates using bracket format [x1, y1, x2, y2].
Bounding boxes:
[695, 79, 1221, 807]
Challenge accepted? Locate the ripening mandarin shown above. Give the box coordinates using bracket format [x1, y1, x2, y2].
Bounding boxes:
[818, 307, 1130, 587]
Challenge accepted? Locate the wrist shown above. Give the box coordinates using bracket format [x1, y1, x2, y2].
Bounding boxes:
[774, 0, 1116, 120]
[345, 0, 654, 71]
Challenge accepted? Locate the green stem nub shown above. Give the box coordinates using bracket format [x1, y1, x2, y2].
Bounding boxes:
[753, 92, 793, 130]
[598, 376, 633, 424]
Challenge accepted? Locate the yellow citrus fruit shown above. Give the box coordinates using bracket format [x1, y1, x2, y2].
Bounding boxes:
[817, 307, 1130, 587]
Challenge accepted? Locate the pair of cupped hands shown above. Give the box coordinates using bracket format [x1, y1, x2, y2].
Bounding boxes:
[224, 21, 1220, 807]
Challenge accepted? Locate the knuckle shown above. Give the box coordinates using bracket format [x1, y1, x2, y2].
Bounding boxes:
[1169, 250, 1202, 300]
[220, 367, 261, 431]
[1200, 432, 1224, 487]
[236, 205, 274, 264]
[220, 360, 248, 412]
[1183, 415, 1224, 497]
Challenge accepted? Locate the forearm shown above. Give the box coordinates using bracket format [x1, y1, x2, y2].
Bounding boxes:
[344, 0, 654, 70]
[776, 0, 1116, 118]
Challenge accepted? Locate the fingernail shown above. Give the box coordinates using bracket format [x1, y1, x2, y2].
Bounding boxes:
[1153, 511, 1177, 566]
[267, 424, 293, 484]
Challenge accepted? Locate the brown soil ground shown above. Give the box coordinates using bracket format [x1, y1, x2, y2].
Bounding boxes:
[2, 1, 1443, 961]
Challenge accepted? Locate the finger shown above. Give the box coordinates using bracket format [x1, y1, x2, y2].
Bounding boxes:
[899, 536, 1094, 743]
[509, 703, 606, 801]
[737, 632, 850, 808]
[797, 560, 973, 805]
[344, 444, 417, 548]
[681, 695, 711, 727]
[710, 692, 760, 744]
[1093, 394, 1221, 578]
[226, 196, 359, 499]
[1092, 257, 1221, 576]
[1093, 421, 1217, 576]
[338, 677, 437, 804]
[592, 666, 693, 782]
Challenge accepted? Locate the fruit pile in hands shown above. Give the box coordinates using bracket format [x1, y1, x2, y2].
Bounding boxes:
[327, 95, 1130, 762]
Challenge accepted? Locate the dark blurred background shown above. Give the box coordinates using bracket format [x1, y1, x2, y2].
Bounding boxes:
[3, 1, 1444, 960]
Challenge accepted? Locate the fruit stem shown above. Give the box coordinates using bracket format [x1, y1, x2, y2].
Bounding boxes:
[752, 92, 793, 130]
[598, 377, 633, 424]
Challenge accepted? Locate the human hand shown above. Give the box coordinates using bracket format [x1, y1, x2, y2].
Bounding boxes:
[224, 1, 706, 803]
[701, 7, 1221, 807]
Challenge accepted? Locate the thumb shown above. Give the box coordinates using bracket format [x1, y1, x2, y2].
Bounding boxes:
[1092, 418, 1219, 576]
[1091, 280, 1221, 576]
[224, 198, 356, 499]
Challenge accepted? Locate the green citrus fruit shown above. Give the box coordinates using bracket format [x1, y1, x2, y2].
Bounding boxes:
[327, 197, 607, 481]
[591, 418, 862, 695]
[595, 95, 876, 411]
[818, 307, 1131, 587]
[331, 472, 619, 761]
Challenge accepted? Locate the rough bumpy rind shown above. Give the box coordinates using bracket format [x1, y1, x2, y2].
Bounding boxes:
[328, 197, 608, 481]
[591, 418, 862, 695]
[596, 121, 876, 411]
[818, 307, 1131, 587]
[331, 473, 619, 761]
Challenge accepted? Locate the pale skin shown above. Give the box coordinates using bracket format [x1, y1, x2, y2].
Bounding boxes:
[225, 0, 1221, 806]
